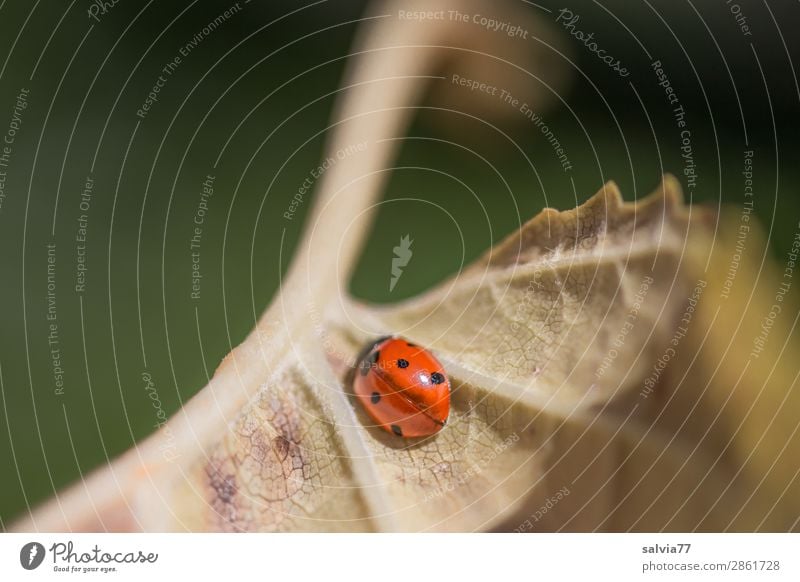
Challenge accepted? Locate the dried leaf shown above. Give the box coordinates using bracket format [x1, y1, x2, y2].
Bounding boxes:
[16, 174, 799, 532]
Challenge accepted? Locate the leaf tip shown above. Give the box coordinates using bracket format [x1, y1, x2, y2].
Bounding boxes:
[657, 173, 685, 209]
[578, 180, 624, 220]
[601, 179, 624, 208]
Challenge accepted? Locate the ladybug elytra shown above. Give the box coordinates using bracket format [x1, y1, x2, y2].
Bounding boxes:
[353, 336, 450, 438]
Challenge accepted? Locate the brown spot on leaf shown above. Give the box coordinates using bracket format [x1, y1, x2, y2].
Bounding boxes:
[197, 371, 373, 532]
[273, 435, 290, 462]
[208, 469, 237, 504]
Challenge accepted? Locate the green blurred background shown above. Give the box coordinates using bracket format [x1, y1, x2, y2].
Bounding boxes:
[1, 0, 798, 526]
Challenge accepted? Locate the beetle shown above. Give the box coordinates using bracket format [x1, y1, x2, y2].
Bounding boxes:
[353, 336, 450, 438]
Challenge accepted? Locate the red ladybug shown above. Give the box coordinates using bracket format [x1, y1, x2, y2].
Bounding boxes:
[354, 336, 450, 438]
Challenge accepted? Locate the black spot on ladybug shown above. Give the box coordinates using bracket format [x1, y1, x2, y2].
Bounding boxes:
[406, 342, 417, 347]
[371, 392, 381, 404]
[391, 424, 403, 437]
[397, 358, 409, 369]
[431, 372, 445, 385]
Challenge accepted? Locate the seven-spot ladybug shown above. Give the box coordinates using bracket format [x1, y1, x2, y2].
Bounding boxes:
[354, 336, 450, 438]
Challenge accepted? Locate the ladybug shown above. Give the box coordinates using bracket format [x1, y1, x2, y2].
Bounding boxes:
[353, 336, 450, 438]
